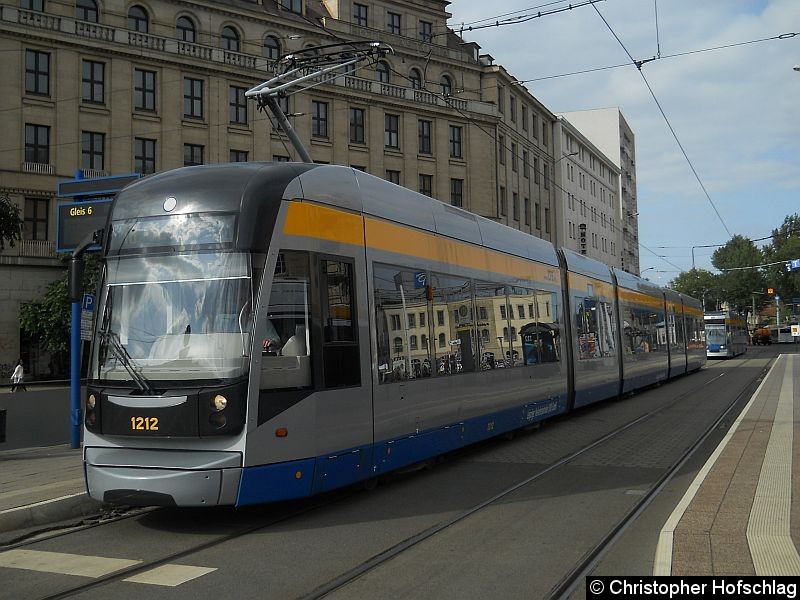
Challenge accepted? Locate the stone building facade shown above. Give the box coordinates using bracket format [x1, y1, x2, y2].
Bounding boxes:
[0, 0, 584, 374]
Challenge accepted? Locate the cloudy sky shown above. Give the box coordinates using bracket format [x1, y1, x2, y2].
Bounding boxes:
[448, 0, 800, 282]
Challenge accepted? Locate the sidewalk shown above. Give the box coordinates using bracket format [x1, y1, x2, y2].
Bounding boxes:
[0, 445, 101, 540]
[655, 352, 800, 575]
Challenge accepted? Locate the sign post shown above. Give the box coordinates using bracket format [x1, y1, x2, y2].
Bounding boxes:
[59, 171, 140, 449]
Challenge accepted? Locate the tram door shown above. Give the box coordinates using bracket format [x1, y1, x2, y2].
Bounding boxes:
[311, 255, 373, 491]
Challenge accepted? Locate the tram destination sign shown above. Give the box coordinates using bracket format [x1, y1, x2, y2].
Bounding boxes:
[56, 199, 112, 253]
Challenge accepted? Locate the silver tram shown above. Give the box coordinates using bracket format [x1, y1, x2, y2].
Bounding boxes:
[83, 163, 706, 506]
[704, 310, 748, 358]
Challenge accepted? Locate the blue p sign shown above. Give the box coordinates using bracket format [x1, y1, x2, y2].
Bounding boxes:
[82, 293, 95, 312]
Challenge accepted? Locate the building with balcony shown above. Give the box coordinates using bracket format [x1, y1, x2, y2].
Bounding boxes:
[0, 0, 568, 373]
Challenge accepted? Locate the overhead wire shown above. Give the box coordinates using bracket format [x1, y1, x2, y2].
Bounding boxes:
[590, 2, 733, 240]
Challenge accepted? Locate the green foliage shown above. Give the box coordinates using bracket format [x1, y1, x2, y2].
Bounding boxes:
[763, 214, 800, 306]
[711, 235, 765, 315]
[670, 269, 720, 310]
[0, 192, 23, 250]
[19, 255, 103, 354]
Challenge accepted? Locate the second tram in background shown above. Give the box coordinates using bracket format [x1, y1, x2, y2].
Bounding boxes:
[704, 310, 748, 358]
[769, 324, 796, 344]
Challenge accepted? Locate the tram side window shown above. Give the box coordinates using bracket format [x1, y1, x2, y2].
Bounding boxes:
[320, 260, 360, 388]
[574, 294, 616, 360]
[430, 272, 475, 375]
[622, 304, 664, 355]
[374, 263, 431, 383]
[509, 286, 538, 366]
[260, 251, 312, 390]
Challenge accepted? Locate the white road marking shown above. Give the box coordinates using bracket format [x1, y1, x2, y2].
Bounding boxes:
[0, 549, 140, 578]
[124, 564, 217, 587]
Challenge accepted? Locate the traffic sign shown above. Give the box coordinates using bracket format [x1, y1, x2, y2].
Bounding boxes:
[82, 293, 95, 312]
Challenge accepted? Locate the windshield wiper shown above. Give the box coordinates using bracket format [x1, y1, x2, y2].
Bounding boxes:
[100, 331, 157, 395]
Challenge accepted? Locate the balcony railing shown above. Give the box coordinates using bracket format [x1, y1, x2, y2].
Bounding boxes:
[4, 4, 493, 117]
[20, 239, 56, 258]
[22, 162, 54, 175]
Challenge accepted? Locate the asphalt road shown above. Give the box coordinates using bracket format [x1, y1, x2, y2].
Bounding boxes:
[0, 344, 792, 600]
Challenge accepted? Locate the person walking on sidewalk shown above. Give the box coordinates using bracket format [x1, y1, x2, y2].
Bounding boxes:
[11, 359, 26, 392]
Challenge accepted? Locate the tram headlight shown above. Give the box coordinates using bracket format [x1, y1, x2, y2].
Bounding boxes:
[87, 394, 96, 409]
[212, 395, 228, 411]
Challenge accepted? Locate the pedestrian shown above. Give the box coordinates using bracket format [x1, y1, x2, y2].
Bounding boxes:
[11, 359, 26, 392]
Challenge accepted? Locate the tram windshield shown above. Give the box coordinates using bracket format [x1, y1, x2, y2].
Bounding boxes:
[90, 251, 253, 384]
[705, 325, 727, 345]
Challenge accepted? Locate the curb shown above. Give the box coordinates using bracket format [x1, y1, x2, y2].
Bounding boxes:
[0, 493, 103, 536]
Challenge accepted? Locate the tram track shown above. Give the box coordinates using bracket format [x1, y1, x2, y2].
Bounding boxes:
[11, 354, 772, 600]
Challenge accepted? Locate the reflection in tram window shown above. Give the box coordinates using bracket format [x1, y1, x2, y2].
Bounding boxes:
[621, 303, 665, 356]
[260, 251, 312, 390]
[474, 281, 507, 369]
[574, 295, 616, 360]
[430, 273, 475, 375]
[374, 263, 430, 383]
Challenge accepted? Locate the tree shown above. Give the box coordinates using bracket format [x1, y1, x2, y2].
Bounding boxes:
[711, 235, 766, 317]
[0, 192, 23, 250]
[670, 269, 720, 310]
[19, 254, 103, 358]
[763, 214, 800, 310]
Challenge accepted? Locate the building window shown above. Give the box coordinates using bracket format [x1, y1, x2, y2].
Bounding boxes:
[230, 149, 248, 162]
[81, 131, 104, 170]
[543, 162, 550, 189]
[349, 107, 365, 143]
[134, 137, 156, 174]
[25, 50, 49, 96]
[273, 155, 290, 162]
[229, 86, 247, 124]
[497, 86, 505, 114]
[24, 197, 48, 241]
[81, 60, 104, 104]
[221, 26, 239, 52]
[499, 186, 506, 216]
[419, 20, 432, 41]
[510, 96, 516, 122]
[24, 124, 49, 164]
[524, 198, 530, 225]
[534, 157, 540, 184]
[409, 68, 422, 90]
[76, 0, 97, 22]
[418, 119, 431, 154]
[184, 143, 204, 166]
[511, 143, 518, 171]
[22, 0, 44, 10]
[522, 106, 528, 131]
[176, 16, 195, 42]
[438, 333, 446, 348]
[545, 207, 550, 233]
[419, 174, 432, 197]
[263, 36, 280, 60]
[128, 5, 148, 33]
[183, 77, 203, 119]
[523, 150, 529, 178]
[269, 95, 289, 131]
[312, 100, 328, 137]
[449, 125, 463, 158]
[376, 61, 390, 84]
[134, 69, 156, 111]
[532, 114, 538, 139]
[353, 3, 368, 27]
[280, 0, 301, 14]
[440, 75, 452, 96]
[535, 202, 541, 229]
[450, 178, 463, 207]
[387, 12, 401, 35]
[386, 170, 400, 184]
[498, 135, 505, 164]
[385, 114, 399, 148]
[542, 123, 549, 146]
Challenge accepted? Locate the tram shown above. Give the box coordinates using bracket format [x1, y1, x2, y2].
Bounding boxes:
[704, 310, 748, 358]
[82, 163, 705, 507]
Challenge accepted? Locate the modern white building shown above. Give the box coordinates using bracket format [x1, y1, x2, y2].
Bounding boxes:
[552, 116, 622, 268]
[558, 108, 640, 275]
